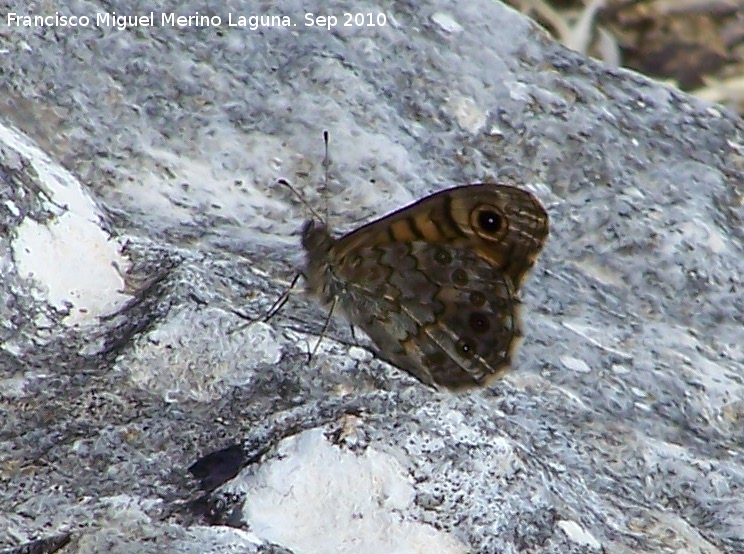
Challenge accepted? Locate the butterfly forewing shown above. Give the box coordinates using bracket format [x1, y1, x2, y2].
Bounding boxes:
[330, 184, 548, 287]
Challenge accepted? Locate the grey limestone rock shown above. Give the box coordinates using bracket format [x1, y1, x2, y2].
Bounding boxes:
[1, 0, 743, 553]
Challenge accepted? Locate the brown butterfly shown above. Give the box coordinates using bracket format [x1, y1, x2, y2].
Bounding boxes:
[301, 183, 549, 390]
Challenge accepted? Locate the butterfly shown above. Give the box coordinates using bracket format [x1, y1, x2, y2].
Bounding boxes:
[300, 183, 549, 390]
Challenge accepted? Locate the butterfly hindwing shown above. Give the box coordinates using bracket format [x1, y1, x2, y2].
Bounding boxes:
[334, 242, 520, 389]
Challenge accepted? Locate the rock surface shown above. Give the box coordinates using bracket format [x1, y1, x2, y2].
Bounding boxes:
[1, 0, 743, 553]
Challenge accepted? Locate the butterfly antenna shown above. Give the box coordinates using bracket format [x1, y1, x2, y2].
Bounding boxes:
[322, 129, 330, 225]
[276, 178, 324, 222]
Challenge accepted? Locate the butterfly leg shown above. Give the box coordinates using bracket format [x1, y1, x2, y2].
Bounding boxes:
[308, 294, 338, 363]
[264, 271, 303, 321]
[227, 272, 303, 335]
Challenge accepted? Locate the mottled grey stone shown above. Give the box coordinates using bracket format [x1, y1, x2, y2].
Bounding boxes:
[1, 0, 743, 552]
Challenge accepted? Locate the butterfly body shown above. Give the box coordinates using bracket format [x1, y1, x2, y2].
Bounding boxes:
[302, 184, 548, 390]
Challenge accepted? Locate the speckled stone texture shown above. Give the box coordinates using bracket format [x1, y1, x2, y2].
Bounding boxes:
[1, 0, 743, 553]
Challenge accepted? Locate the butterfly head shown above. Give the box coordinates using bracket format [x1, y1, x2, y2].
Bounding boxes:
[301, 219, 335, 253]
